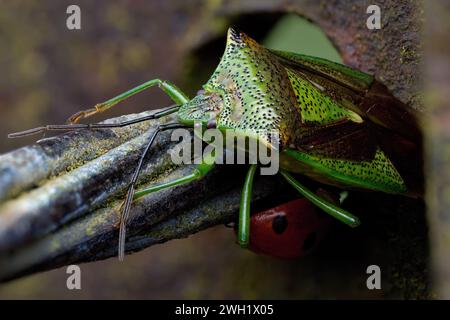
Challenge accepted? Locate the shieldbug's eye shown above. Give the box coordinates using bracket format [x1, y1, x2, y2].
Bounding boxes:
[206, 119, 217, 129]
[197, 89, 206, 95]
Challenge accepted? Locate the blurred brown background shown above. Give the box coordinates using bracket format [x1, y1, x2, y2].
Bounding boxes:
[0, 0, 434, 299]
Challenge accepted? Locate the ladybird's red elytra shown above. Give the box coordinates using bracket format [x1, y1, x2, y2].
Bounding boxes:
[247, 198, 333, 259]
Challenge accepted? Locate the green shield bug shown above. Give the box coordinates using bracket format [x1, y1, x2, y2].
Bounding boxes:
[9, 28, 422, 260]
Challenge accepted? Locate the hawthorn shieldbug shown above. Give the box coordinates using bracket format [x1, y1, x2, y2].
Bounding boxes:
[9, 28, 422, 260]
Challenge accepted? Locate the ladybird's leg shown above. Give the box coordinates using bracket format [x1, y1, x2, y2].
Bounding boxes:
[8, 105, 180, 138]
[280, 171, 360, 227]
[118, 148, 216, 261]
[67, 79, 189, 124]
[237, 164, 258, 248]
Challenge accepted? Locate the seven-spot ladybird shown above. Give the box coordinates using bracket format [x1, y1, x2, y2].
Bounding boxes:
[247, 198, 333, 259]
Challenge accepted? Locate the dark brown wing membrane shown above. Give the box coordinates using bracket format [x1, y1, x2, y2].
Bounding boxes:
[360, 81, 422, 144]
[295, 119, 377, 162]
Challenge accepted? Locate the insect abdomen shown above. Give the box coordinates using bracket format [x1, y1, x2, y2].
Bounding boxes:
[281, 148, 407, 194]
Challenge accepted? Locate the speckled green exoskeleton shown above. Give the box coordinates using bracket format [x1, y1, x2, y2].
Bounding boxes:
[9, 28, 422, 260]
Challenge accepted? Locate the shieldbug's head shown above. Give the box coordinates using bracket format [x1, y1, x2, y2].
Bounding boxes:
[177, 90, 224, 128]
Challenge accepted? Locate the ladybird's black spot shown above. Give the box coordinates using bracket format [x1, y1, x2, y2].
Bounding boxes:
[302, 232, 317, 252]
[272, 214, 288, 234]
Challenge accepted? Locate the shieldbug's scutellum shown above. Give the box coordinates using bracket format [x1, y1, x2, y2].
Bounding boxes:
[9, 28, 423, 260]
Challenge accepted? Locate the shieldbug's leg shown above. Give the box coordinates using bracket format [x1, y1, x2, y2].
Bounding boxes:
[8, 105, 181, 138]
[237, 164, 257, 248]
[118, 148, 216, 261]
[280, 171, 360, 228]
[67, 79, 189, 124]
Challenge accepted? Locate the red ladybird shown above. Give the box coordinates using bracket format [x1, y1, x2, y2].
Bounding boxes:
[247, 198, 333, 259]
